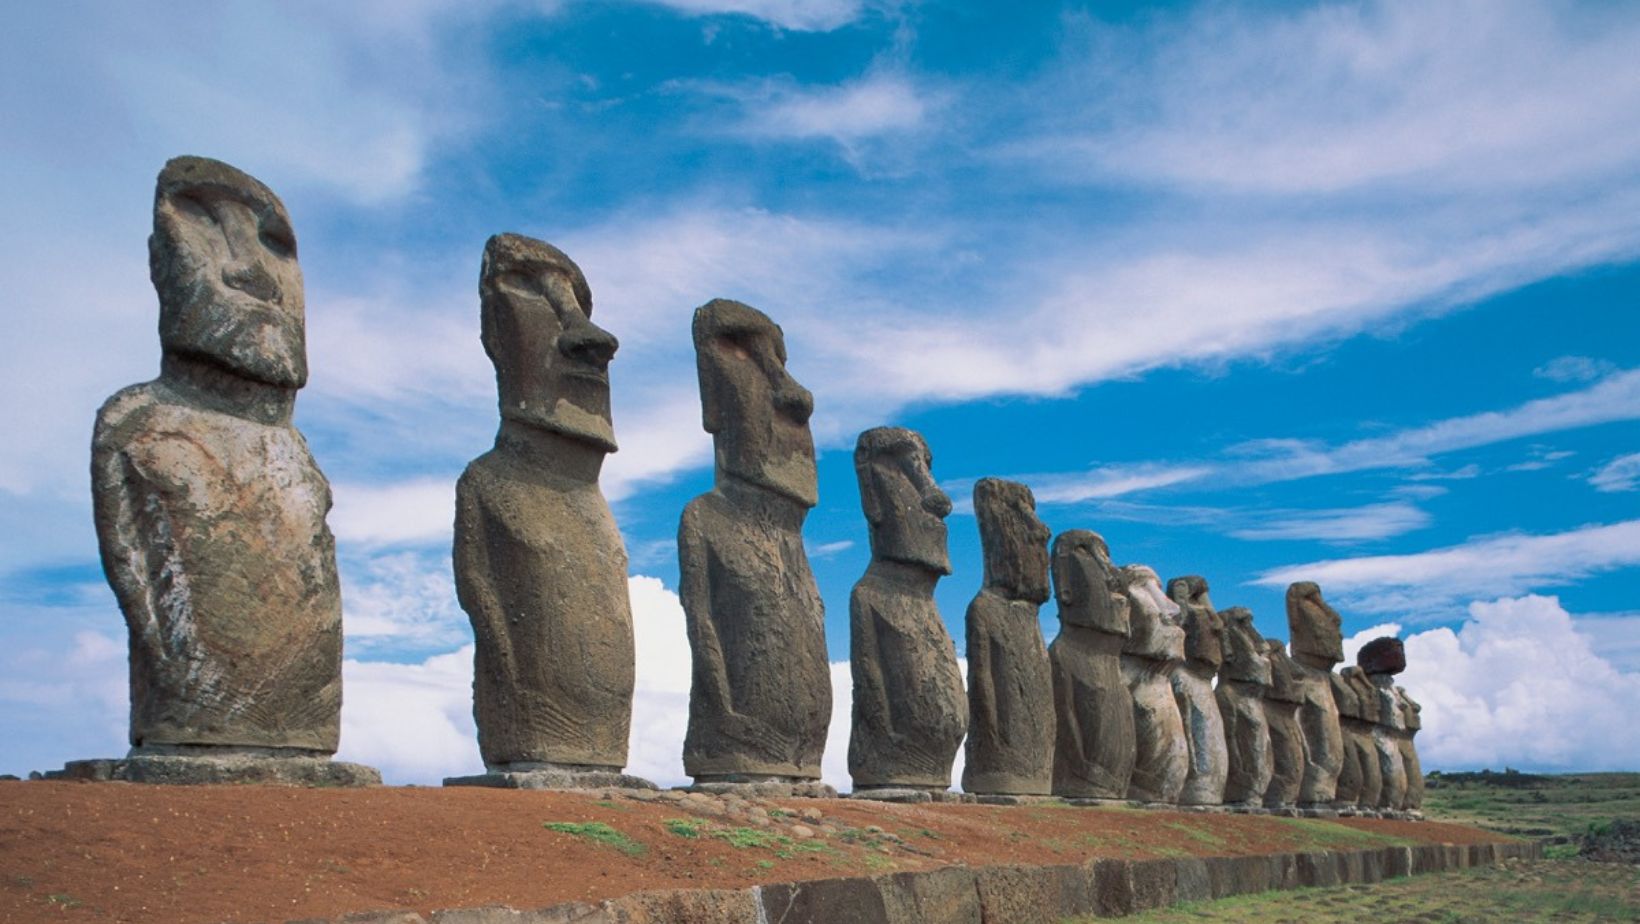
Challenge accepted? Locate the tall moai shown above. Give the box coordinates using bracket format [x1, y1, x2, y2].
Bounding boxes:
[1358, 637, 1415, 814]
[847, 427, 966, 798]
[1261, 640, 1307, 812]
[1285, 582, 1345, 812]
[1120, 565, 1189, 804]
[1339, 666, 1384, 813]
[1215, 607, 1273, 809]
[75, 156, 377, 785]
[1328, 668, 1364, 811]
[447, 233, 649, 790]
[1048, 530, 1136, 801]
[1398, 686, 1425, 814]
[678, 299, 832, 794]
[1167, 576, 1229, 806]
[962, 478, 1054, 796]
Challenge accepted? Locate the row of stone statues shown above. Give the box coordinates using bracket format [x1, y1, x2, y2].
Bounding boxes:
[70, 157, 1423, 816]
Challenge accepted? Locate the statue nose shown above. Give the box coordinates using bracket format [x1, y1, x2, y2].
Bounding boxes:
[922, 489, 952, 517]
[221, 262, 281, 304]
[559, 321, 619, 369]
[775, 379, 813, 424]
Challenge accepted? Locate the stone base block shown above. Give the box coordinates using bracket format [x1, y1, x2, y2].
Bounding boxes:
[1297, 804, 1339, 818]
[1063, 797, 1130, 808]
[1175, 803, 1228, 813]
[844, 787, 975, 804]
[686, 779, 838, 799]
[50, 755, 380, 787]
[444, 769, 657, 791]
[973, 794, 1061, 806]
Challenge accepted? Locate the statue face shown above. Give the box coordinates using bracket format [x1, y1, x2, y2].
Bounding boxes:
[1263, 640, 1301, 701]
[1343, 666, 1380, 723]
[151, 157, 306, 388]
[855, 427, 951, 574]
[1217, 607, 1270, 686]
[481, 234, 618, 452]
[1120, 565, 1184, 660]
[1167, 575, 1224, 668]
[1286, 581, 1344, 666]
[973, 478, 1051, 603]
[1398, 687, 1421, 731]
[694, 300, 817, 507]
[1051, 529, 1128, 636]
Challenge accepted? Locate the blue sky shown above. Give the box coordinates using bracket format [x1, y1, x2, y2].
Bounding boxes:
[3, 0, 1640, 785]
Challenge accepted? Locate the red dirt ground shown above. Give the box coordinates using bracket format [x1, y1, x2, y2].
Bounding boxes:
[0, 782, 1505, 923]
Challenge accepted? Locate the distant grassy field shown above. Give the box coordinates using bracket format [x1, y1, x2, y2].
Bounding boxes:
[1095, 859, 1640, 923]
[1421, 769, 1640, 846]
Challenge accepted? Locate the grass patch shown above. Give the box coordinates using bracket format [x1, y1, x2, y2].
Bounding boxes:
[712, 826, 783, 850]
[1163, 821, 1228, 849]
[1271, 817, 1414, 851]
[664, 818, 703, 839]
[542, 821, 645, 856]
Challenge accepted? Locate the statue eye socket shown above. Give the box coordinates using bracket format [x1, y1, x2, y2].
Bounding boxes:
[496, 271, 543, 297]
[260, 223, 296, 257]
[173, 193, 217, 225]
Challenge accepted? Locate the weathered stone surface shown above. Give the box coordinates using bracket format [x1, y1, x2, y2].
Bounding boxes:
[1120, 566, 1188, 804]
[1261, 640, 1307, 810]
[757, 876, 888, 923]
[1328, 671, 1363, 808]
[962, 478, 1054, 795]
[1285, 582, 1344, 808]
[89, 157, 354, 770]
[685, 779, 837, 799]
[1339, 666, 1383, 810]
[443, 769, 655, 791]
[1357, 636, 1407, 675]
[604, 888, 757, 924]
[54, 753, 379, 786]
[974, 864, 1065, 924]
[1399, 686, 1425, 811]
[1216, 607, 1273, 807]
[679, 300, 830, 782]
[453, 233, 638, 778]
[1048, 530, 1136, 800]
[847, 427, 966, 792]
[1167, 576, 1228, 806]
[879, 867, 982, 923]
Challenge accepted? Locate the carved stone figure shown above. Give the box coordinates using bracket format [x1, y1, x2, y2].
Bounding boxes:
[446, 233, 649, 791]
[1215, 607, 1273, 808]
[1048, 530, 1135, 800]
[847, 427, 966, 796]
[1167, 576, 1228, 806]
[1399, 686, 1425, 813]
[962, 478, 1054, 796]
[1286, 582, 1345, 810]
[1328, 670, 1364, 809]
[1339, 666, 1383, 812]
[74, 156, 376, 785]
[1120, 566, 1188, 804]
[1262, 640, 1307, 811]
[1358, 637, 1412, 812]
[679, 300, 831, 791]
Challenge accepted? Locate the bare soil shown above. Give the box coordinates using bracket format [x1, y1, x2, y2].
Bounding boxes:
[0, 782, 1507, 923]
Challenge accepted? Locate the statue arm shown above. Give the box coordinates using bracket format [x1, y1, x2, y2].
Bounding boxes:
[678, 503, 733, 718]
[452, 478, 515, 677]
[848, 590, 893, 738]
[90, 428, 162, 683]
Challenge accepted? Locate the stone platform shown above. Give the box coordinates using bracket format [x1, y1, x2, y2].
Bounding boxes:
[444, 768, 657, 791]
[49, 755, 380, 787]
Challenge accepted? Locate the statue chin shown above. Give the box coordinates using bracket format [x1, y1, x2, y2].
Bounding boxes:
[503, 404, 617, 455]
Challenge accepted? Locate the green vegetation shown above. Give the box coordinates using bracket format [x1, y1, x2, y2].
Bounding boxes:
[1268, 816, 1414, 851]
[1066, 859, 1640, 922]
[541, 821, 646, 856]
[663, 818, 704, 839]
[1422, 769, 1640, 842]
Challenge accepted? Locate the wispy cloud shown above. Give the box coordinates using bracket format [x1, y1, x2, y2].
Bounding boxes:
[1589, 452, 1640, 493]
[1535, 355, 1619, 384]
[1230, 501, 1431, 543]
[642, 0, 866, 32]
[1253, 519, 1640, 617]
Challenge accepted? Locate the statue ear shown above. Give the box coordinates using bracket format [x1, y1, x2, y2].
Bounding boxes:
[1051, 547, 1076, 606]
[858, 463, 884, 525]
[697, 353, 723, 434]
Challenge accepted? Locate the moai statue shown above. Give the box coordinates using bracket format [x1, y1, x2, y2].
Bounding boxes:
[1215, 607, 1273, 809]
[1358, 637, 1411, 814]
[1120, 565, 1188, 804]
[73, 156, 377, 785]
[679, 300, 831, 795]
[847, 427, 966, 798]
[1399, 686, 1425, 815]
[1261, 640, 1307, 812]
[1286, 582, 1345, 812]
[1048, 530, 1136, 801]
[1340, 666, 1384, 813]
[962, 478, 1054, 796]
[1167, 576, 1228, 806]
[1328, 669, 1364, 811]
[446, 234, 650, 791]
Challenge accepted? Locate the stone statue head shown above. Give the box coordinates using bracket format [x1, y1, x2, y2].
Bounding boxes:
[1329, 669, 1362, 719]
[1342, 666, 1380, 724]
[1264, 639, 1303, 703]
[1357, 636, 1406, 676]
[1051, 529, 1129, 636]
[972, 478, 1050, 603]
[480, 233, 619, 453]
[1398, 686, 1421, 732]
[693, 299, 817, 507]
[1286, 581, 1344, 667]
[1167, 575, 1223, 669]
[1217, 606, 1271, 686]
[1120, 565, 1184, 661]
[150, 156, 306, 389]
[855, 427, 951, 574]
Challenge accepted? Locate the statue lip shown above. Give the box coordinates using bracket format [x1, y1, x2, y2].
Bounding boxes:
[563, 366, 610, 385]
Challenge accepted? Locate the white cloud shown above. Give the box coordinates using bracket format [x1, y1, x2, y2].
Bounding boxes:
[1589, 452, 1640, 493]
[1396, 596, 1640, 770]
[1254, 519, 1640, 617]
[642, 0, 865, 31]
[736, 74, 933, 143]
[1571, 612, 1640, 673]
[807, 539, 855, 559]
[331, 478, 458, 548]
[1025, 465, 1216, 506]
[340, 550, 469, 653]
[1230, 501, 1431, 543]
[1534, 355, 1620, 384]
[336, 646, 483, 783]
